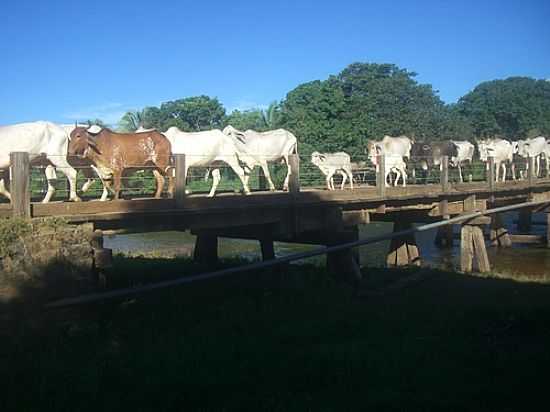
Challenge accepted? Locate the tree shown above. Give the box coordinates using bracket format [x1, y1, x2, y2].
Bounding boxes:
[119, 110, 144, 132]
[224, 109, 266, 131]
[456, 77, 550, 138]
[159, 95, 226, 131]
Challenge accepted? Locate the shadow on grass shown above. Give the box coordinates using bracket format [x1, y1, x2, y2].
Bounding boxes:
[2, 255, 550, 411]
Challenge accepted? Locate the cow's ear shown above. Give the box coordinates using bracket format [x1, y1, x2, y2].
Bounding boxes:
[319, 154, 326, 161]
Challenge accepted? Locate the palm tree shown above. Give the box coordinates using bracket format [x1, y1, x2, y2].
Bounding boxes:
[119, 110, 143, 132]
[261, 101, 280, 129]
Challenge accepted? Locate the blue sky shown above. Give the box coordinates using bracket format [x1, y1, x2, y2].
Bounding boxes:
[1, 0, 548, 125]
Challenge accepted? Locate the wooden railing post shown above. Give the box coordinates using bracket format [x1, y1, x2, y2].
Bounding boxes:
[10, 152, 31, 218]
[528, 156, 535, 186]
[174, 154, 186, 208]
[288, 154, 300, 194]
[487, 156, 496, 191]
[376, 154, 386, 197]
[441, 156, 449, 192]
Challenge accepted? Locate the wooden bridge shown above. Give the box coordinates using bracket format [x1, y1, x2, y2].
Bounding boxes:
[2, 152, 550, 277]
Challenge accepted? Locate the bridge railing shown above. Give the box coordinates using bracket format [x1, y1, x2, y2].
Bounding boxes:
[3, 151, 549, 218]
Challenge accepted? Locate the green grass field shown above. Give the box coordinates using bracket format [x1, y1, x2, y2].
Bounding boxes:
[2, 255, 550, 411]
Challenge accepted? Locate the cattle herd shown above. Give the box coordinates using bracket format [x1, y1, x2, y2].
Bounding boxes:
[0, 120, 549, 202]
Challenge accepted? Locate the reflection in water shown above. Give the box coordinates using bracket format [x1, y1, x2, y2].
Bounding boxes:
[104, 212, 550, 277]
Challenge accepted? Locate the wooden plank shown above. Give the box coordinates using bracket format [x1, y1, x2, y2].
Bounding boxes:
[193, 234, 218, 263]
[488, 156, 495, 191]
[460, 225, 473, 273]
[288, 154, 300, 193]
[174, 154, 186, 208]
[260, 238, 275, 260]
[472, 225, 490, 273]
[376, 154, 386, 198]
[10, 152, 30, 218]
[490, 214, 512, 247]
[508, 234, 545, 244]
[548, 213, 550, 248]
[441, 156, 450, 192]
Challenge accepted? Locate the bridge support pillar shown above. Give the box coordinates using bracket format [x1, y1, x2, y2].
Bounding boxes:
[386, 220, 421, 267]
[260, 237, 275, 260]
[326, 227, 361, 283]
[518, 209, 532, 233]
[193, 234, 218, 264]
[460, 217, 491, 273]
[435, 226, 453, 248]
[490, 214, 512, 247]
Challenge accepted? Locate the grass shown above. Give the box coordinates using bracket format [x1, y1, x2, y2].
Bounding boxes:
[2, 254, 550, 411]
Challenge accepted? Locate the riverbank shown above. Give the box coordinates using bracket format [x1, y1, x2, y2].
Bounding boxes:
[2, 254, 550, 411]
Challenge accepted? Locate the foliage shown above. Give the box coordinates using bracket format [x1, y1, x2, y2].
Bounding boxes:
[0, 218, 31, 255]
[115, 64, 550, 157]
[118, 110, 144, 132]
[456, 77, 550, 138]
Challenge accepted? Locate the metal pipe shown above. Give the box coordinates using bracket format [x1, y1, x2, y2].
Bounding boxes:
[45, 200, 550, 308]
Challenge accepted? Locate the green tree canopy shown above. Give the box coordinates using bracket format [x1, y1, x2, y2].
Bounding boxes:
[456, 77, 550, 139]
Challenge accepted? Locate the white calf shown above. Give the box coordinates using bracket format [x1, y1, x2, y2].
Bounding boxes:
[311, 151, 354, 190]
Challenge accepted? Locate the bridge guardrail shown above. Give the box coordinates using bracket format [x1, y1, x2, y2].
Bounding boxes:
[2, 151, 549, 218]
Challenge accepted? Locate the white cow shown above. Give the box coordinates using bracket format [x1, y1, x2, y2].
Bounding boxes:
[450, 140, 475, 182]
[367, 146, 407, 187]
[477, 138, 516, 182]
[222, 126, 298, 191]
[367, 135, 411, 185]
[311, 151, 354, 191]
[515, 136, 547, 178]
[163, 127, 250, 197]
[542, 139, 550, 177]
[0, 121, 80, 202]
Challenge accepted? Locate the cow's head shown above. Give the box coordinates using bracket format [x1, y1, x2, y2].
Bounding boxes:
[310, 151, 326, 166]
[366, 142, 382, 164]
[223, 125, 246, 143]
[68, 127, 100, 158]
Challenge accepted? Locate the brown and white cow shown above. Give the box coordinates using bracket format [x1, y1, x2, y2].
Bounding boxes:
[68, 127, 173, 200]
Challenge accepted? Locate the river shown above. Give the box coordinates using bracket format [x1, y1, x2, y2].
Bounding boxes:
[104, 212, 550, 278]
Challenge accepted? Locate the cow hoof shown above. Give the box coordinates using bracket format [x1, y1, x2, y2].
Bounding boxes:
[70, 196, 82, 202]
[269, 187, 276, 192]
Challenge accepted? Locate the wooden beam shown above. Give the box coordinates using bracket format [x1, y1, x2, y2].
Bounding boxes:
[288, 154, 300, 194]
[193, 234, 218, 264]
[490, 214, 512, 247]
[376, 154, 386, 198]
[508, 234, 546, 244]
[441, 156, 450, 192]
[386, 220, 421, 267]
[460, 225, 473, 273]
[174, 153, 186, 208]
[10, 152, 30, 218]
[472, 225, 490, 273]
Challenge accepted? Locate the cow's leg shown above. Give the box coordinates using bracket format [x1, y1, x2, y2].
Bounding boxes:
[401, 166, 407, 187]
[112, 171, 122, 200]
[42, 165, 57, 203]
[81, 178, 94, 193]
[326, 172, 334, 190]
[385, 170, 391, 187]
[282, 156, 292, 192]
[47, 157, 81, 202]
[225, 158, 250, 195]
[458, 163, 463, 183]
[207, 168, 221, 197]
[393, 168, 401, 187]
[259, 162, 276, 191]
[344, 166, 354, 190]
[501, 163, 507, 182]
[0, 177, 11, 201]
[339, 170, 347, 190]
[152, 169, 165, 198]
[511, 162, 517, 181]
